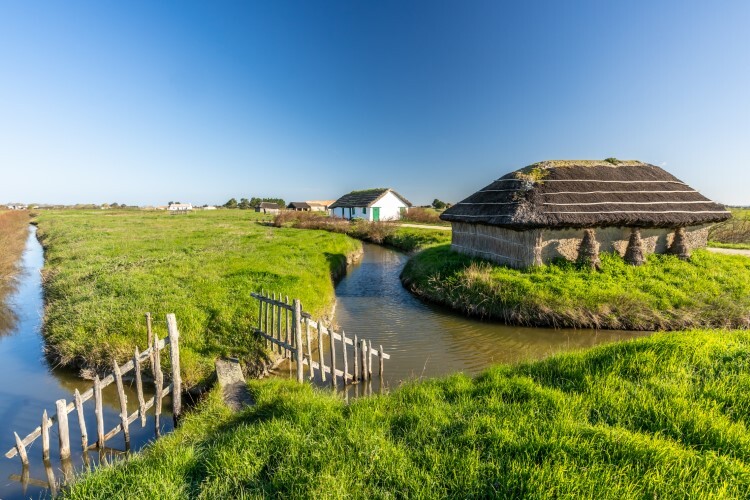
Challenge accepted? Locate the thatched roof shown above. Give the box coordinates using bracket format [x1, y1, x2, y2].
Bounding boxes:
[440, 160, 731, 229]
[288, 202, 311, 209]
[330, 188, 412, 209]
[258, 202, 280, 210]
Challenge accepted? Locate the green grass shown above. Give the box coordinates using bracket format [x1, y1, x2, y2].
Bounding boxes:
[402, 245, 750, 330]
[384, 227, 452, 252]
[708, 208, 750, 249]
[35, 210, 361, 387]
[64, 330, 750, 498]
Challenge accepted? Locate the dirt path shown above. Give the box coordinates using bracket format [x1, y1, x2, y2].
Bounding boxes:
[707, 247, 750, 257]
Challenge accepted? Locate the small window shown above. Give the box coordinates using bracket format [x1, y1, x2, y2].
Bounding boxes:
[363, 208, 367, 214]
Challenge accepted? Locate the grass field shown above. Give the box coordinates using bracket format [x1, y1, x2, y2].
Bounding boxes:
[709, 208, 750, 250]
[0, 210, 31, 331]
[402, 245, 750, 331]
[35, 210, 361, 386]
[64, 329, 750, 498]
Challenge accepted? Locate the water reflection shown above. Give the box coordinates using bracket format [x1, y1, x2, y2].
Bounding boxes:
[279, 243, 648, 395]
[0, 227, 173, 499]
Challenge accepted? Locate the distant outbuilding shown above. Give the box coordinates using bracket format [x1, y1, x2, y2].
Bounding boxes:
[6, 203, 26, 210]
[288, 200, 335, 212]
[255, 202, 280, 214]
[168, 203, 193, 214]
[329, 188, 411, 221]
[440, 159, 731, 268]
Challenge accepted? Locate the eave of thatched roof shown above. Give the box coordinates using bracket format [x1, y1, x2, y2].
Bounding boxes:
[330, 188, 412, 209]
[440, 160, 731, 229]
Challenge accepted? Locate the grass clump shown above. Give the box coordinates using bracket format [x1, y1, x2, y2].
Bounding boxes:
[65, 330, 750, 498]
[35, 210, 361, 386]
[402, 245, 750, 330]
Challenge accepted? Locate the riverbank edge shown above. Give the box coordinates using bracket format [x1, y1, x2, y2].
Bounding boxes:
[63, 329, 750, 498]
[400, 245, 750, 331]
[33, 217, 364, 399]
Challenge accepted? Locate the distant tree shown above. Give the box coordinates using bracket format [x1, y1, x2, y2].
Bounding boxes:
[111, 202, 120, 208]
[224, 198, 238, 209]
[432, 199, 447, 210]
[238, 198, 252, 210]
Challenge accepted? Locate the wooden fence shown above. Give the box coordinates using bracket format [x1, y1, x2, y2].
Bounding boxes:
[5, 313, 182, 466]
[251, 292, 390, 387]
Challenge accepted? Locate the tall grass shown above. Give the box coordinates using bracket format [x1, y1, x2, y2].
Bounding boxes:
[65, 330, 750, 498]
[709, 209, 750, 249]
[35, 210, 362, 386]
[0, 210, 30, 331]
[402, 245, 750, 330]
[399, 207, 447, 225]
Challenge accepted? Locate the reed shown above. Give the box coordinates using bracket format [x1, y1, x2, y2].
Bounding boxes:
[0, 210, 31, 331]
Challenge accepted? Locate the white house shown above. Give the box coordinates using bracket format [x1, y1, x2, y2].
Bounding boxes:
[329, 188, 411, 221]
[168, 203, 193, 214]
[6, 203, 26, 210]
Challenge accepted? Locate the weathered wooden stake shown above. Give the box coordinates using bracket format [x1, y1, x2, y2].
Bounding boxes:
[146, 312, 153, 356]
[43, 459, 56, 497]
[354, 334, 359, 381]
[264, 293, 270, 337]
[276, 293, 282, 355]
[379, 345, 385, 378]
[258, 291, 264, 332]
[342, 330, 349, 384]
[113, 360, 130, 448]
[317, 322, 326, 382]
[167, 313, 182, 424]
[14, 432, 28, 466]
[368, 340, 374, 379]
[74, 389, 87, 450]
[305, 318, 314, 380]
[329, 324, 337, 388]
[134, 348, 147, 427]
[94, 376, 105, 448]
[153, 334, 163, 437]
[41, 409, 50, 460]
[285, 295, 291, 358]
[55, 399, 71, 459]
[293, 299, 304, 383]
[360, 339, 368, 382]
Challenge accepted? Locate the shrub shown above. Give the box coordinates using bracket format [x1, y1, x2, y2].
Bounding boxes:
[401, 207, 443, 224]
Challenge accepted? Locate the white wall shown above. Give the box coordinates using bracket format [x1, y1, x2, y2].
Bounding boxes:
[372, 191, 407, 220]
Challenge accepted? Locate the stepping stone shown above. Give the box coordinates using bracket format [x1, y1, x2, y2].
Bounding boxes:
[215, 358, 253, 411]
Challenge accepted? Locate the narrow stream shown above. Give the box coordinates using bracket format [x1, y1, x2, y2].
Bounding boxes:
[0, 227, 172, 499]
[290, 243, 648, 398]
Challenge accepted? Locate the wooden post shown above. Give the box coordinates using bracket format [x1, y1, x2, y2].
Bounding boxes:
[41, 410, 50, 460]
[368, 340, 373, 380]
[329, 324, 337, 388]
[317, 322, 326, 382]
[258, 291, 264, 332]
[285, 295, 291, 358]
[305, 318, 314, 380]
[134, 348, 147, 427]
[167, 314, 182, 424]
[360, 339, 368, 382]
[379, 345, 384, 379]
[43, 459, 57, 497]
[293, 299, 304, 383]
[276, 293, 282, 355]
[342, 330, 349, 384]
[146, 312, 153, 366]
[74, 389, 88, 450]
[264, 293, 270, 337]
[56, 399, 71, 459]
[354, 334, 359, 381]
[94, 375, 105, 448]
[14, 432, 28, 466]
[113, 360, 130, 448]
[154, 334, 163, 437]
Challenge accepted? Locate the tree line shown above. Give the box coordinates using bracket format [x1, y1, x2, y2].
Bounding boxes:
[223, 197, 286, 209]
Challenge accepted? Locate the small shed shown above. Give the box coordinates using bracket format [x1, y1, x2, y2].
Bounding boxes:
[168, 203, 193, 214]
[287, 202, 312, 211]
[256, 202, 280, 214]
[440, 160, 731, 268]
[329, 188, 411, 221]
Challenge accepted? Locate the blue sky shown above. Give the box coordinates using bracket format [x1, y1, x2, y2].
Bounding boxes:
[1, 1, 748, 206]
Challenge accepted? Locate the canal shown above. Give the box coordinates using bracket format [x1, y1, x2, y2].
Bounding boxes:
[0, 227, 172, 499]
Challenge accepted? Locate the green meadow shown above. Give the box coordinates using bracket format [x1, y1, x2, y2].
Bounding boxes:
[402, 245, 750, 331]
[35, 210, 361, 387]
[65, 330, 750, 499]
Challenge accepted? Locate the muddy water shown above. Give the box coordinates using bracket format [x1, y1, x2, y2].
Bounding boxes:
[0, 227, 172, 499]
[286, 243, 648, 398]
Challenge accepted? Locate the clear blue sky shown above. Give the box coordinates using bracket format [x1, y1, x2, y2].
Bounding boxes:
[1, 1, 748, 206]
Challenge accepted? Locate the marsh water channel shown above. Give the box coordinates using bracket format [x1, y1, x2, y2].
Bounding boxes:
[280, 243, 649, 398]
[0, 227, 173, 499]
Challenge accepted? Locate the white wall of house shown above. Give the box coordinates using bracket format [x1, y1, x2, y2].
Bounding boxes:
[373, 191, 408, 221]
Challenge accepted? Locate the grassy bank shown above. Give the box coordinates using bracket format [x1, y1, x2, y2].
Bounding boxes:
[709, 208, 750, 249]
[402, 245, 750, 330]
[65, 330, 750, 498]
[0, 210, 31, 330]
[273, 211, 451, 252]
[35, 210, 361, 386]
